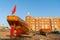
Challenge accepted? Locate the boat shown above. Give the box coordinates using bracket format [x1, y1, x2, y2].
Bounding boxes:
[7, 15, 29, 36]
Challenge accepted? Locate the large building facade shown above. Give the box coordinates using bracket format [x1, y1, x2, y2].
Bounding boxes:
[25, 12, 60, 31]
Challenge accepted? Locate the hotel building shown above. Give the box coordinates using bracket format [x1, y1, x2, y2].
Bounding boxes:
[25, 12, 60, 32]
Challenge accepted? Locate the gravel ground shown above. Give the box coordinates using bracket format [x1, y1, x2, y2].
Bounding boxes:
[0, 34, 60, 40]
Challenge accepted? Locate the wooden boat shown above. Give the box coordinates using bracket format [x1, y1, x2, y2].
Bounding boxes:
[7, 15, 29, 36]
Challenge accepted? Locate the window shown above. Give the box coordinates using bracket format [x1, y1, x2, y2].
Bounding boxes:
[41, 25, 44, 29]
[32, 25, 35, 31]
[55, 25, 58, 28]
[41, 22, 44, 24]
[45, 25, 48, 29]
[52, 24, 54, 26]
[36, 24, 38, 26]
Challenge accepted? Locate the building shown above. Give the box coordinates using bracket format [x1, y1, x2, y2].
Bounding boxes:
[51, 17, 60, 31]
[26, 12, 60, 32]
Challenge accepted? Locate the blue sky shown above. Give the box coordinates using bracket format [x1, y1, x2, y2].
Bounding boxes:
[0, 0, 60, 27]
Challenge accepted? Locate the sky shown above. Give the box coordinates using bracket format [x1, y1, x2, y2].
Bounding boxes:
[0, 0, 60, 27]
